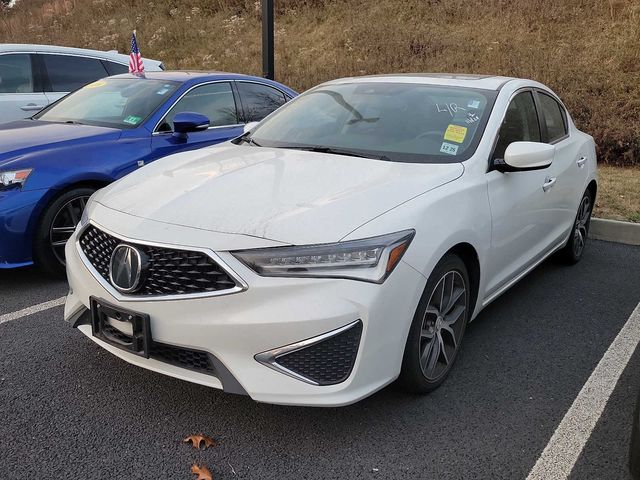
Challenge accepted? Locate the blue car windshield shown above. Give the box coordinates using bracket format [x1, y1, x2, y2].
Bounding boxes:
[34, 78, 180, 129]
[248, 82, 498, 163]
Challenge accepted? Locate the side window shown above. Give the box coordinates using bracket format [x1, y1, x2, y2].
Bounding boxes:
[102, 61, 129, 76]
[237, 81, 286, 122]
[159, 82, 238, 132]
[493, 91, 541, 160]
[538, 93, 567, 142]
[42, 55, 108, 92]
[0, 54, 34, 93]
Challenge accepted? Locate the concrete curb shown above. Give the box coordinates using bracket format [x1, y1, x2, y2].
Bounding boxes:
[589, 218, 640, 246]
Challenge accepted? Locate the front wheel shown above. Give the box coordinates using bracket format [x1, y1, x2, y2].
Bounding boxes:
[398, 254, 470, 393]
[33, 187, 94, 276]
[557, 189, 593, 265]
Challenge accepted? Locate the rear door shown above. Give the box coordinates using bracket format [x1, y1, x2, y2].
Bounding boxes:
[534, 90, 588, 237]
[39, 53, 109, 104]
[235, 80, 288, 122]
[150, 81, 243, 160]
[0, 53, 48, 122]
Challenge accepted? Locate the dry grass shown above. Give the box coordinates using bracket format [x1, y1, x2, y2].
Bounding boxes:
[1, 0, 640, 165]
[1, 0, 640, 220]
[594, 165, 640, 223]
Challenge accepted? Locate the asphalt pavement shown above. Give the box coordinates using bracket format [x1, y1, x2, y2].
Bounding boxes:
[1, 240, 639, 479]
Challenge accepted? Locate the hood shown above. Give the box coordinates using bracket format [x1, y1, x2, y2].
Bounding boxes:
[0, 120, 121, 166]
[95, 144, 464, 245]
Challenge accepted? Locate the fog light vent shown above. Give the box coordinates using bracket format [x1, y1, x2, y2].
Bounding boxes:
[256, 320, 363, 386]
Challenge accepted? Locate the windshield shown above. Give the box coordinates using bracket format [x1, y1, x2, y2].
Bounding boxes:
[34, 78, 180, 129]
[247, 82, 497, 163]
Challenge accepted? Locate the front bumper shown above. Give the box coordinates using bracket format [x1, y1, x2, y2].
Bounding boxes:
[0, 187, 49, 267]
[64, 218, 426, 407]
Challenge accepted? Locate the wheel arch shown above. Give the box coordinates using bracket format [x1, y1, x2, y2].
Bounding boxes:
[586, 178, 597, 201]
[31, 178, 112, 228]
[445, 242, 481, 320]
[28, 179, 112, 248]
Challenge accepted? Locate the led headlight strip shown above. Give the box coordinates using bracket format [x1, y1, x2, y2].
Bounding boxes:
[232, 229, 415, 283]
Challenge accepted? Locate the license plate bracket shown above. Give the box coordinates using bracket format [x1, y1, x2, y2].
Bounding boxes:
[90, 296, 151, 358]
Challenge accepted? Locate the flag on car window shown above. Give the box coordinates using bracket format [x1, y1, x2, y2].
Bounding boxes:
[129, 30, 145, 74]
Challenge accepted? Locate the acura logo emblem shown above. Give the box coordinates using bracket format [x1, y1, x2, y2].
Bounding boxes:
[109, 244, 146, 293]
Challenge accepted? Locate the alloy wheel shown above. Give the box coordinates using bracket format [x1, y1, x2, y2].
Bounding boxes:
[573, 195, 591, 258]
[418, 270, 467, 381]
[49, 195, 90, 266]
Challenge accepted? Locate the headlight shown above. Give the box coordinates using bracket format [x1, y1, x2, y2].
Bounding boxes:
[232, 229, 415, 283]
[0, 169, 32, 189]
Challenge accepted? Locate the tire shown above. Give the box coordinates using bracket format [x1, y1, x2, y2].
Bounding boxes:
[397, 253, 470, 393]
[33, 187, 94, 277]
[556, 189, 593, 265]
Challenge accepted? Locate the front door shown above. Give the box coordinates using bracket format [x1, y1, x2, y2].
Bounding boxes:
[150, 81, 243, 160]
[484, 90, 556, 297]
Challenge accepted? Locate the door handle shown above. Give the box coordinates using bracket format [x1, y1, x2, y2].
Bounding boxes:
[20, 104, 45, 111]
[577, 156, 587, 168]
[542, 176, 557, 192]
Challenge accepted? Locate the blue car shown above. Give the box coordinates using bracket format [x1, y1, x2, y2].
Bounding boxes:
[0, 71, 297, 274]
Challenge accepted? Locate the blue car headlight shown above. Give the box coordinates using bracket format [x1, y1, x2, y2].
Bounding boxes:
[0, 169, 32, 190]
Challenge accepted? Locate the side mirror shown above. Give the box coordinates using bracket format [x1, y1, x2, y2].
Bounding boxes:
[243, 121, 259, 133]
[172, 112, 210, 138]
[497, 142, 555, 172]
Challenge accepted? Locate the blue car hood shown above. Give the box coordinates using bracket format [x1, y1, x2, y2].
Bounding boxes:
[0, 120, 122, 167]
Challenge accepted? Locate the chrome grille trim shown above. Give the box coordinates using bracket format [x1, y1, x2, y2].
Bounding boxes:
[76, 220, 248, 302]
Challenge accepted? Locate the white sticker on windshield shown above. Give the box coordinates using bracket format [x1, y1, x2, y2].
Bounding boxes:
[156, 88, 169, 95]
[467, 99, 480, 109]
[440, 142, 459, 155]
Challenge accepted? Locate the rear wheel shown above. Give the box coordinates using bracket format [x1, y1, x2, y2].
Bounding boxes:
[33, 187, 94, 276]
[557, 189, 593, 265]
[398, 254, 470, 393]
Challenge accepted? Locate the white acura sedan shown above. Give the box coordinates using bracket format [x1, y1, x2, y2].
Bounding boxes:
[64, 74, 597, 406]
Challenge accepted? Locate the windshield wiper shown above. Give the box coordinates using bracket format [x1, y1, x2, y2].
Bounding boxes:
[284, 145, 391, 161]
[64, 120, 84, 125]
[233, 131, 262, 147]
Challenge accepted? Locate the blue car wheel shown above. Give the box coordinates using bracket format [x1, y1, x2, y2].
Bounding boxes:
[33, 187, 94, 276]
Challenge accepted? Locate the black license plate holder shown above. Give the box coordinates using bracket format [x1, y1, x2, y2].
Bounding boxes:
[90, 296, 151, 358]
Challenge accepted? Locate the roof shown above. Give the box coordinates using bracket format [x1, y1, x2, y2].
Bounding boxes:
[109, 71, 298, 95]
[325, 73, 515, 91]
[110, 71, 236, 82]
[0, 43, 162, 68]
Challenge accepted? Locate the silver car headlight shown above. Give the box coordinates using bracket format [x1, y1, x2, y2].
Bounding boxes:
[232, 229, 415, 283]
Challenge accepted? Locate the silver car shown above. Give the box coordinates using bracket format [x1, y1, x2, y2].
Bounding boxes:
[0, 44, 163, 123]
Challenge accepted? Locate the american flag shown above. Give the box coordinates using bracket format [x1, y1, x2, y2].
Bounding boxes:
[129, 30, 144, 74]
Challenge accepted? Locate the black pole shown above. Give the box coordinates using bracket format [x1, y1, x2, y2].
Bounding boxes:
[262, 0, 274, 80]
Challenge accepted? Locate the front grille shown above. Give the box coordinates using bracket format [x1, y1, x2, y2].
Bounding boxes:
[101, 323, 215, 375]
[275, 321, 363, 385]
[149, 343, 215, 375]
[79, 225, 238, 296]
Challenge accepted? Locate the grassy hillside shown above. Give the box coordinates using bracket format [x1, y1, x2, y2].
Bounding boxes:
[1, 0, 640, 165]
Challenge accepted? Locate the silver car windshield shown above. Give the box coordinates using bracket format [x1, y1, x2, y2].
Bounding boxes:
[34, 78, 180, 129]
[247, 82, 497, 163]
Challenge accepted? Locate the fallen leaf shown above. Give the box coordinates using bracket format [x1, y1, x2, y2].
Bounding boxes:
[191, 463, 213, 480]
[183, 433, 216, 450]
